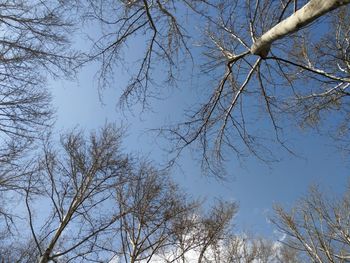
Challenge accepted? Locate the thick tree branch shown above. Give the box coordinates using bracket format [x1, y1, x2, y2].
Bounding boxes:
[251, 0, 350, 57]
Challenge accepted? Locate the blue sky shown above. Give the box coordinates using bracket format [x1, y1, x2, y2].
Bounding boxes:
[49, 15, 350, 239]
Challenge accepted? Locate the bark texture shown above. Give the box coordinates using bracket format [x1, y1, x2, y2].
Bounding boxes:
[251, 0, 350, 57]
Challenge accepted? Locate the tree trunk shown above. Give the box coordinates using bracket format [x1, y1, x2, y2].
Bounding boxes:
[37, 200, 79, 263]
[38, 251, 50, 263]
[251, 0, 350, 57]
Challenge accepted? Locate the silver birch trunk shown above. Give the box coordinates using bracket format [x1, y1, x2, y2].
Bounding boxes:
[251, 0, 350, 57]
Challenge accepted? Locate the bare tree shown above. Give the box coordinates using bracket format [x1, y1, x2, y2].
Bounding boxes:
[221, 235, 270, 263]
[0, 0, 79, 210]
[82, 0, 350, 175]
[0, 0, 77, 141]
[81, 0, 191, 108]
[272, 185, 350, 262]
[15, 125, 130, 263]
[115, 163, 199, 263]
[214, 235, 302, 263]
[153, 200, 238, 263]
[195, 200, 237, 263]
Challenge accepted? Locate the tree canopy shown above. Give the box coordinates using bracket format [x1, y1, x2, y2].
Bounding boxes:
[75, 0, 350, 175]
[0, 0, 349, 262]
